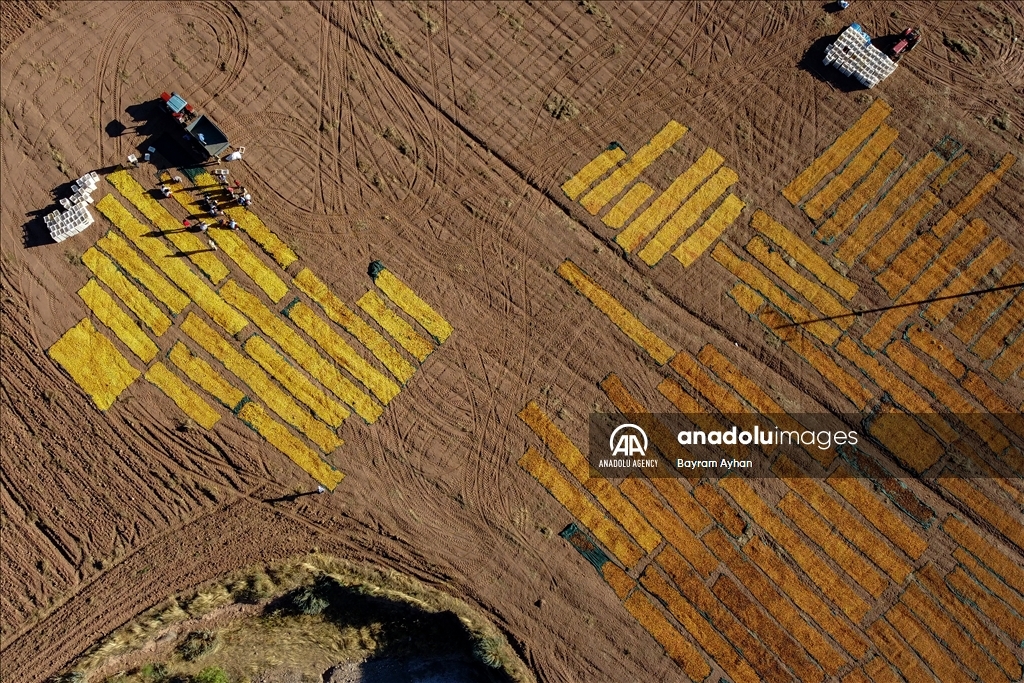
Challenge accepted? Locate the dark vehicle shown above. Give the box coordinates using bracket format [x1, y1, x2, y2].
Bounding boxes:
[890, 27, 921, 60]
[160, 91, 231, 159]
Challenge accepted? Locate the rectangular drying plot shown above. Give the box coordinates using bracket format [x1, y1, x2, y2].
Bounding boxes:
[862, 191, 940, 273]
[816, 147, 904, 244]
[640, 562, 761, 683]
[752, 210, 857, 300]
[580, 120, 688, 214]
[905, 324, 966, 379]
[561, 146, 627, 200]
[673, 194, 745, 268]
[933, 153, 1016, 237]
[886, 341, 1010, 453]
[286, 301, 400, 404]
[210, 229, 289, 303]
[711, 572, 826, 683]
[95, 231, 190, 314]
[757, 309, 872, 409]
[931, 152, 971, 191]
[78, 278, 158, 363]
[373, 268, 453, 343]
[621, 590, 712, 682]
[616, 147, 723, 253]
[106, 170, 229, 283]
[190, 170, 299, 268]
[900, 581, 1012, 683]
[638, 166, 738, 266]
[864, 219, 990, 350]
[556, 259, 674, 364]
[719, 476, 870, 622]
[917, 563, 1022, 681]
[619, 477, 717, 577]
[875, 232, 940, 300]
[834, 338, 954, 441]
[990, 333, 1024, 382]
[972, 292, 1024, 361]
[777, 491, 887, 598]
[744, 235, 852, 328]
[803, 124, 899, 221]
[96, 195, 248, 335]
[711, 243, 841, 346]
[82, 247, 170, 335]
[654, 547, 791, 683]
[357, 290, 433, 362]
[744, 535, 869, 659]
[518, 446, 643, 567]
[944, 516, 1024, 596]
[244, 335, 350, 427]
[826, 467, 927, 559]
[237, 401, 343, 490]
[953, 263, 1024, 344]
[925, 237, 1012, 323]
[835, 151, 945, 265]
[168, 342, 246, 411]
[144, 361, 219, 429]
[48, 318, 140, 411]
[602, 182, 653, 229]
[518, 401, 661, 553]
[937, 475, 1019, 548]
[180, 313, 342, 453]
[702, 528, 848, 676]
[220, 280, 380, 423]
[293, 268, 414, 383]
[729, 282, 765, 314]
[783, 99, 892, 204]
[802, 464, 909, 580]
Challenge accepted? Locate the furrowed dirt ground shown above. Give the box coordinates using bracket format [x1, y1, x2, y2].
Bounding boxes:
[2, 1, 1023, 682]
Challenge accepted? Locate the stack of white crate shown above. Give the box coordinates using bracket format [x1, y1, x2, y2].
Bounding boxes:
[822, 25, 897, 88]
[46, 172, 100, 243]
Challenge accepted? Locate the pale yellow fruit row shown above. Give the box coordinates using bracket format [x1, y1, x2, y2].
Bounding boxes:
[294, 268, 414, 383]
[238, 401, 343, 490]
[836, 151, 944, 265]
[95, 231, 190, 314]
[671, 193, 745, 268]
[168, 342, 246, 411]
[357, 291, 433, 363]
[144, 361, 219, 429]
[581, 120, 688, 214]
[816, 147, 903, 243]
[83, 247, 170, 335]
[285, 300, 400, 404]
[751, 210, 857, 300]
[556, 259, 674, 364]
[561, 146, 627, 200]
[639, 167, 737, 266]
[96, 195, 248, 334]
[106, 170, 229, 282]
[617, 147, 723, 253]
[783, 99, 891, 204]
[803, 124, 898, 221]
[180, 312, 341, 453]
[48, 318, 140, 411]
[220, 280, 381, 423]
[373, 268, 453, 343]
[78, 278, 158, 362]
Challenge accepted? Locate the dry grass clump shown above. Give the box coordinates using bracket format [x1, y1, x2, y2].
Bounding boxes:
[545, 93, 580, 120]
[943, 33, 979, 59]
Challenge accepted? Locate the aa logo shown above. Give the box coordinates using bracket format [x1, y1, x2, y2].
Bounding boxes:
[609, 423, 648, 458]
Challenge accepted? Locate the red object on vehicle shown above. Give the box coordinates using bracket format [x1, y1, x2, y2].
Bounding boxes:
[160, 91, 171, 102]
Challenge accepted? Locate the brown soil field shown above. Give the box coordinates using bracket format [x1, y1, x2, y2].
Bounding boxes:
[2, 1, 1023, 682]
